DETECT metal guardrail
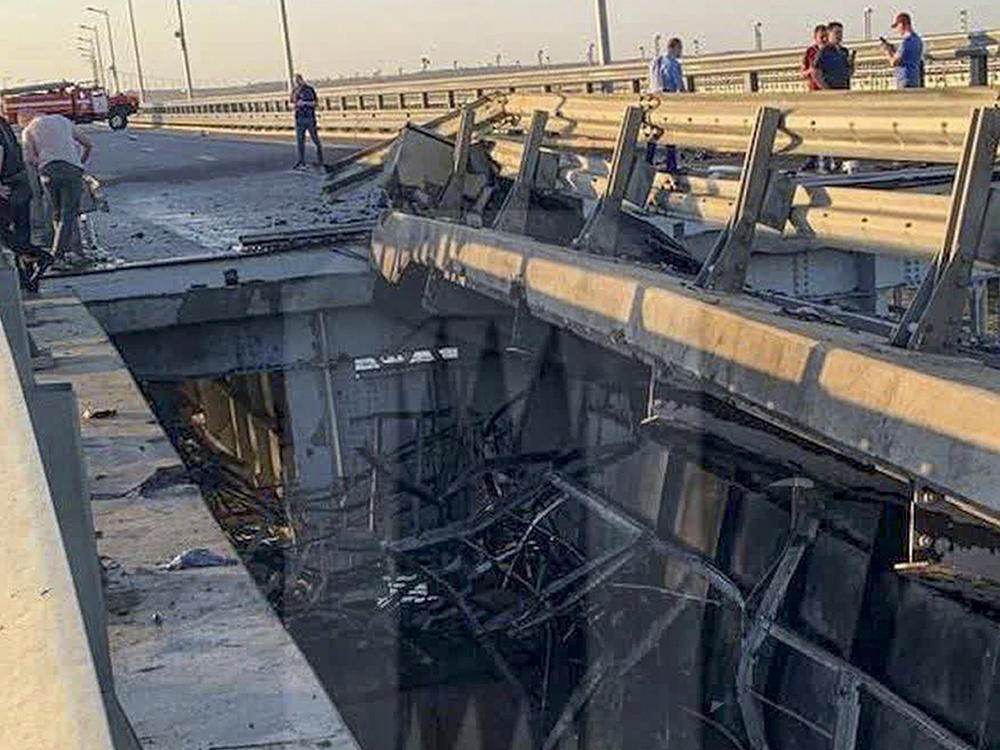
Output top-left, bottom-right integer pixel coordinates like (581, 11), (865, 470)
(495, 88), (1000, 162)
(136, 30), (999, 139)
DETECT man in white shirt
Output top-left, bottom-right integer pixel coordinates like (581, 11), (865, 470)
(21, 113), (93, 268)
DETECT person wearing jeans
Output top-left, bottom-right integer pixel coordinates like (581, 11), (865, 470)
(292, 73), (324, 169)
(21, 113), (92, 275)
(646, 38), (686, 173)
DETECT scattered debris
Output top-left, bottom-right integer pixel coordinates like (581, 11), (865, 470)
(158, 548), (238, 571)
(83, 406), (119, 421)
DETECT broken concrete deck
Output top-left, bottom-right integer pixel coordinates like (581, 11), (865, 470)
(372, 211), (1000, 515)
(24, 291), (360, 750)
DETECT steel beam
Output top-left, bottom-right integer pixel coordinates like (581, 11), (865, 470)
(737, 505), (820, 750)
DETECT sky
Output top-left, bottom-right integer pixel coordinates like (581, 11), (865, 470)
(2, 0), (999, 90)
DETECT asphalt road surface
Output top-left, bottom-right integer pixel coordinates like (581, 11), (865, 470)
(79, 125), (369, 263)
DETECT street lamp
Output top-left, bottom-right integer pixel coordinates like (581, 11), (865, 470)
(752, 21), (763, 51)
(863, 7), (874, 41)
(959, 9), (970, 34)
(277, 0), (296, 93)
(173, 0), (194, 100)
(85, 7), (120, 93)
(79, 24), (105, 89)
(124, 0), (147, 102)
(77, 46), (99, 86)
(594, 0), (612, 64)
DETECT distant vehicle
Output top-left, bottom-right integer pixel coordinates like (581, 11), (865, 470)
(0, 80), (140, 131)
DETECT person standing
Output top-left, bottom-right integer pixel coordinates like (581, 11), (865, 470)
(821, 21), (855, 90)
(801, 25), (830, 91)
(21, 113), (92, 274)
(646, 38), (685, 172)
(291, 73), (324, 169)
(882, 12), (924, 88)
(0, 114), (33, 254)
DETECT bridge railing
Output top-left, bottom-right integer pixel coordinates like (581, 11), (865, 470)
(135, 30), (998, 138)
(0, 253), (139, 748)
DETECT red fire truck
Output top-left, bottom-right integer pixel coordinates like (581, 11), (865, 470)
(0, 80), (140, 131)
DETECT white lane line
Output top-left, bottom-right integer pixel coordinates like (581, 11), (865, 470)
(196, 155), (219, 162)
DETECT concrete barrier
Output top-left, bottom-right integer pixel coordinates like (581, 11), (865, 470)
(0, 251), (138, 749)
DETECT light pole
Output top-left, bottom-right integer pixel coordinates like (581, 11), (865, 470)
(125, 0), (146, 101)
(863, 7), (874, 41)
(752, 21), (763, 51)
(278, 0), (296, 93)
(79, 24), (106, 89)
(594, 0), (612, 64)
(173, 0), (194, 100)
(653, 33), (662, 57)
(959, 9), (970, 33)
(693, 38), (701, 56)
(85, 7), (120, 92)
(587, 42), (596, 65)
(78, 46), (99, 85)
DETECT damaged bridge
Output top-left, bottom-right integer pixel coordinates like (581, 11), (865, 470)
(5, 84), (1000, 750)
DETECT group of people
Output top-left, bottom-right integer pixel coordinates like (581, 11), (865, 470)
(0, 111), (93, 291)
(802, 12), (923, 92)
(645, 11), (925, 173)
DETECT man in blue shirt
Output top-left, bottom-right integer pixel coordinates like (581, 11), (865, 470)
(291, 73), (324, 169)
(883, 12), (923, 88)
(646, 38), (685, 172)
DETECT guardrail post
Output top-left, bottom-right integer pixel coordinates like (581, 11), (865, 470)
(573, 105), (645, 254)
(890, 107), (1000, 351)
(695, 106), (782, 292)
(958, 46), (990, 86)
(743, 71), (761, 93)
(437, 105), (477, 216)
(493, 110), (549, 234)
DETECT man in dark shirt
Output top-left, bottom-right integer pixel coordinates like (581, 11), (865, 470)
(0, 115), (33, 254)
(820, 21), (854, 90)
(291, 73), (324, 169)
